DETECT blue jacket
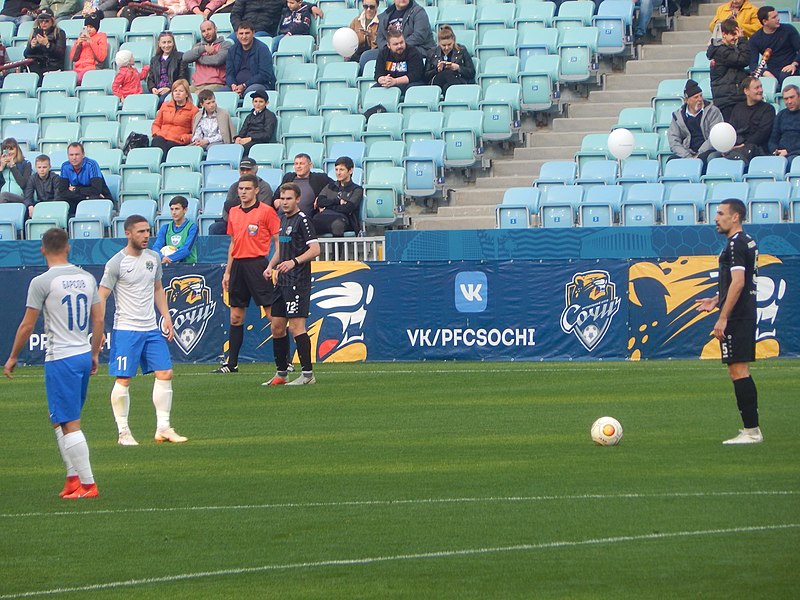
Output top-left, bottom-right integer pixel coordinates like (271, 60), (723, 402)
(225, 38), (276, 90)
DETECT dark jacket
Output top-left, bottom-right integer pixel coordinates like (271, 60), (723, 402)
(277, 2), (314, 36)
(315, 179), (363, 232)
(237, 107), (277, 143)
(273, 171), (332, 201)
(729, 100), (776, 155)
(768, 106), (800, 154)
(146, 51), (189, 92)
(231, 0), (285, 37)
(707, 37), (750, 112)
(376, 0), (434, 53)
(0, 0), (38, 17)
(23, 26), (67, 78)
(424, 43), (476, 85)
(374, 44), (425, 85)
(226, 37), (276, 90)
(748, 24), (800, 79)
(23, 171), (60, 206)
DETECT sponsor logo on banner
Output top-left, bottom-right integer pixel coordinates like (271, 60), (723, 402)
(455, 271), (488, 313)
(162, 274), (217, 355)
(560, 270), (621, 351)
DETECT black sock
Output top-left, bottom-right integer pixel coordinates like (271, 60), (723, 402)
(733, 376), (759, 428)
(273, 335), (289, 371)
(228, 325), (244, 367)
(294, 332), (312, 373)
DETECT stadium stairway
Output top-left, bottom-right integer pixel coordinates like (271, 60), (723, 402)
(411, 0), (720, 230)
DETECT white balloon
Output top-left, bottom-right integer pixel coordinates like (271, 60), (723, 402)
(709, 122), (737, 153)
(332, 27), (359, 58)
(607, 128), (635, 160)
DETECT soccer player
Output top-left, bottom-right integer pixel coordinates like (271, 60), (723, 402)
(264, 182), (320, 386)
(99, 215), (187, 445)
(695, 198), (762, 444)
(214, 173), (280, 374)
(4, 228), (104, 499)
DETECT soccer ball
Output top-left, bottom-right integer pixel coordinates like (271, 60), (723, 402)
(591, 416), (623, 446)
(161, 245), (178, 257)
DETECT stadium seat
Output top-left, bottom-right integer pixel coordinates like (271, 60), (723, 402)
(575, 134), (610, 170)
(81, 121), (120, 153)
(25, 201), (70, 240)
(477, 56), (520, 92)
(319, 88), (360, 122)
(362, 112), (404, 151)
(580, 185), (624, 227)
(622, 183), (664, 226)
(277, 63), (319, 102)
(4, 122), (39, 152)
(318, 61), (360, 98)
(363, 140), (406, 180)
(652, 79), (687, 128)
(701, 158), (746, 192)
(118, 41), (154, 71)
(120, 147), (163, 188)
(104, 174), (121, 206)
(557, 27), (599, 83)
(119, 173), (162, 203)
(476, 4), (517, 42)
(743, 155), (788, 193)
(0, 22), (14, 47)
(37, 71), (78, 104)
(125, 15), (167, 47)
(202, 144), (244, 178)
(659, 158), (703, 194)
(0, 98), (39, 131)
(274, 35), (315, 77)
(77, 69), (117, 100)
(282, 116), (325, 156)
(210, 12), (232, 35)
(201, 169), (239, 206)
(519, 55), (560, 113)
(403, 140), (446, 197)
(475, 29), (518, 64)
(38, 122), (81, 155)
(688, 50), (711, 81)
(535, 161), (578, 191)
(616, 107), (655, 133)
(169, 14), (204, 51)
(112, 199), (158, 237)
(362, 166), (405, 227)
(576, 160), (618, 187)
(0, 203), (26, 240)
(118, 94), (159, 131)
(664, 183), (706, 225)
(439, 84), (482, 120)
(593, 0), (634, 56)
(442, 110), (484, 169)
(496, 187), (541, 228)
(160, 171), (202, 203)
(100, 17), (130, 43)
(515, 1), (557, 36)
(78, 95), (120, 132)
(399, 86), (442, 126)
(554, 0), (596, 30)
(37, 96), (80, 132)
(248, 143), (285, 169)
(275, 89), (319, 138)
(161, 146), (204, 177)
(198, 196), (225, 235)
(93, 149), (124, 177)
(540, 185), (583, 227)
(69, 199), (114, 239)
(322, 114), (366, 152)
(402, 111), (445, 145)
(444, 5), (477, 31)
(749, 181), (791, 223)
(479, 82), (521, 142)
(312, 32), (344, 70)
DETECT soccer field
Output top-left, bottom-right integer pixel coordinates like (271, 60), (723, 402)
(1, 360), (799, 599)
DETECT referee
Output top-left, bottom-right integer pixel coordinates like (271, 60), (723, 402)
(264, 183), (320, 386)
(213, 174), (280, 373)
(695, 198), (762, 444)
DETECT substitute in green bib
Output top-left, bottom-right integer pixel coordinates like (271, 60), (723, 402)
(154, 196), (199, 264)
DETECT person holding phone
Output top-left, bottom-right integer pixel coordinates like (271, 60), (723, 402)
(424, 24), (475, 93)
(23, 9), (66, 83)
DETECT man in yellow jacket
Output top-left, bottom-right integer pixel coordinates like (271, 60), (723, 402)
(709, 0), (761, 38)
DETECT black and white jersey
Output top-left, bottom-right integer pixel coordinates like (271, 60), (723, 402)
(718, 230), (758, 321)
(277, 210), (317, 288)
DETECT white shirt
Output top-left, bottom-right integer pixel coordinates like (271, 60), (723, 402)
(100, 249), (162, 331)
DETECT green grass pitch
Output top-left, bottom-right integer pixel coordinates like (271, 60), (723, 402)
(1, 360), (799, 599)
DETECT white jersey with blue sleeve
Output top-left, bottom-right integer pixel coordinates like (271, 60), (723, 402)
(26, 264), (100, 362)
(100, 249), (163, 331)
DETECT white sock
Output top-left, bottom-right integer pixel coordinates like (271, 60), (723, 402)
(63, 430), (94, 485)
(152, 379), (173, 431)
(110, 382), (131, 434)
(54, 427), (77, 477)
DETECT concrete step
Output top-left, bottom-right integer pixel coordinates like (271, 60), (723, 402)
(589, 89), (656, 104)
(452, 187), (508, 206)
(625, 59), (692, 76)
(493, 157), (565, 177)
(527, 131), (586, 148)
(411, 215), (496, 230)
(569, 102), (644, 118)
(506, 146), (575, 161)
(640, 44), (705, 60)
(552, 116), (617, 132)
(676, 15), (716, 32)
(662, 29), (714, 45)
(436, 205), (496, 218)
(697, 3), (720, 17)
(475, 174), (535, 188)
(602, 72), (675, 90)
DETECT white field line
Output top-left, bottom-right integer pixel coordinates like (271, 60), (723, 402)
(1, 523), (797, 599)
(1, 490), (797, 520)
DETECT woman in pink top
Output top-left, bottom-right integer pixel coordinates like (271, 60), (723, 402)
(70, 13), (108, 84)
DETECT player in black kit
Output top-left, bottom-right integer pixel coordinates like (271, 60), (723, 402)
(696, 199), (762, 444)
(263, 182), (321, 386)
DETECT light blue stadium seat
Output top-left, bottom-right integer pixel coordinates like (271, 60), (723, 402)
(749, 181), (791, 223)
(362, 112), (404, 151)
(518, 28), (559, 69)
(312, 31), (343, 70)
(475, 28), (518, 64)
(477, 56), (520, 92)
(444, 5), (477, 31)
(652, 78), (687, 127)
(201, 169), (239, 207)
(403, 140), (446, 197)
(210, 12), (232, 35)
(701, 158), (746, 194)
(125, 15), (167, 47)
(248, 143), (285, 169)
(580, 185), (624, 227)
(11, 21), (34, 49)
(616, 159), (660, 193)
(25, 201), (70, 240)
(319, 88), (360, 121)
(593, 0), (634, 56)
(496, 187), (541, 228)
(161, 145), (204, 178)
(659, 158), (703, 197)
(399, 85), (442, 126)
(118, 94), (159, 131)
(258, 167), (283, 195)
(476, 4), (517, 42)
(119, 173), (162, 203)
(616, 107), (655, 133)
(78, 95), (120, 132)
(575, 133), (610, 170)
(439, 84), (482, 120)
(0, 203), (26, 240)
(0, 97), (39, 131)
(557, 27), (599, 83)
(275, 89), (319, 138)
(160, 171), (202, 203)
(362, 166), (405, 227)
(688, 50), (711, 81)
(169, 14), (204, 51)
(38, 122), (81, 155)
(322, 114), (365, 152)
(69, 199), (114, 239)
(77, 69), (117, 100)
(277, 62), (319, 102)
(318, 61), (360, 98)
(324, 141), (367, 170)
(479, 82), (521, 142)
(118, 41), (154, 71)
(4, 122), (39, 152)
(100, 17), (129, 43)
(37, 71), (78, 104)
(707, 181), (749, 219)
(0, 21), (15, 47)
(363, 140), (406, 180)
(120, 147), (163, 188)
(198, 195), (225, 235)
(0, 72), (40, 107)
(37, 96), (79, 132)
(202, 144), (244, 179)
(442, 110), (484, 169)
(402, 111), (445, 145)
(540, 185), (583, 227)
(554, 0), (596, 31)
(81, 121), (120, 153)
(535, 161), (578, 192)
(361, 86), (402, 115)
(519, 54), (560, 112)
(282, 116), (325, 156)
(112, 199), (158, 237)
(104, 174), (121, 206)
(576, 160), (618, 187)
(515, 2), (557, 37)
(622, 182), (664, 226)
(274, 35), (315, 77)
(743, 155), (788, 194)
(664, 183), (706, 225)
(280, 142), (325, 172)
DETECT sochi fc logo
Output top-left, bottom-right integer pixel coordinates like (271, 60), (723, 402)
(162, 274), (217, 355)
(560, 270), (621, 352)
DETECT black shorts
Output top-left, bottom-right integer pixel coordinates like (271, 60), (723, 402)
(229, 257), (273, 308)
(271, 284), (311, 319)
(720, 319), (756, 364)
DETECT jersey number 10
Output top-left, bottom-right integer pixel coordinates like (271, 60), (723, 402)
(61, 293), (89, 331)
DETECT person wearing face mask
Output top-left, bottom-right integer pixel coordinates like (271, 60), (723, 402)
(147, 32), (189, 106)
(424, 24), (475, 93)
(666, 79), (724, 165)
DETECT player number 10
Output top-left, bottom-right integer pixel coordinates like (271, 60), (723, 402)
(61, 293), (89, 331)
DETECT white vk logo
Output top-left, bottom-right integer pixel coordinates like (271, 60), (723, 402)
(460, 283), (483, 302)
(455, 272), (488, 313)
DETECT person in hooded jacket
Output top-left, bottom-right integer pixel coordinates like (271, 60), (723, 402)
(707, 18), (751, 121)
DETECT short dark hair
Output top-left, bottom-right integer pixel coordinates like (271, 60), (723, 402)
(387, 28), (404, 41)
(35, 154), (50, 164)
(757, 6), (775, 24)
(169, 195), (188, 209)
(67, 142), (84, 153)
(294, 153), (312, 163)
(197, 89), (215, 104)
(237, 21), (254, 32)
(741, 76), (758, 92)
(41, 227), (68, 254)
(124, 214), (149, 231)
(721, 198), (747, 222)
(720, 17), (739, 35)
(238, 173), (259, 187)
(279, 182), (301, 198)
(335, 156), (354, 170)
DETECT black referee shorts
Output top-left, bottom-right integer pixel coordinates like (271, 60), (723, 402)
(720, 319), (756, 364)
(229, 257), (273, 308)
(271, 285), (311, 319)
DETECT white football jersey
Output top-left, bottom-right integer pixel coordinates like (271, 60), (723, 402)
(26, 264), (100, 361)
(100, 249), (163, 331)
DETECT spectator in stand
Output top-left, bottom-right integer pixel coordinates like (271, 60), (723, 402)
(709, 0), (761, 39)
(424, 25), (475, 93)
(70, 12), (107, 84)
(376, 0), (433, 53)
(23, 9), (67, 83)
(667, 79), (724, 165)
(151, 78), (199, 154)
(23, 155), (59, 218)
(768, 84), (800, 162)
(707, 18), (750, 121)
(226, 21), (276, 96)
(56, 142), (112, 218)
(724, 76), (776, 164)
(208, 158), (273, 235)
(153, 196), (199, 264)
(349, 0), (379, 68)
(187, 0), (227, 19)
(182, 20), (232, 93)
(272, 0), (318, 52)
(0, 0), (38, 26)
(160, 0), (191, 16)
(231, 0), (321, 37)
(273, 153), (332, 216)
(111, 48), (148, 101)
(191, 88), (235, 148)
(373, 29), (424, 98)
(147, 32), (189, 107)
(0, 138), (32, 209)
(96, 0), (121, 18)
(234, 90), (277, 156)
(39, 0), (81, 22)
(748, 6), (800, 85)
(313, 156), (362, 236)
(633, 0), (655, 45)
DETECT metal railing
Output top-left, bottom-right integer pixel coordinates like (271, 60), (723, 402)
(316, 236), (385, 261)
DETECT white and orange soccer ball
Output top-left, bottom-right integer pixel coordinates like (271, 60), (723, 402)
(591, 416), (623, 446)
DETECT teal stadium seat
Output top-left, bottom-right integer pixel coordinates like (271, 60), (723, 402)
(282, 116), (325, 156)
(0, 98), (39, 131)
(580, 185), (624, 227)
(37, 97), (80, 132)
(81, 121), (120, 153)
(496, 187), (541, 229)
(273, 35), (315, 77)
(322, 114), (366, 153)
(161, 145), (204, 178)
(77, 69), (117, 100)
(520, 55), (560, 112)
(576, 160), (618, 187)
(402, 111), (445, 145)
(78, 95), (120, 132)
(120, 147), (163, 188)
(119, 173), (162, 203)
(363, 140), (406, 180)
(403, 140), (446, 198)
(399, 85), (442, 127)
(69, 199), (114, 239)
(442, 110), (484, 169)
(439, 84), (482, 120)
(277, 63), (319, 102)
(476, 4), (517, 43)
(593, 0), (634, 56)
(198, 196), (226, 235)
(362, 112), (403, 151)
(248, 143), (285, 169)
(362, 166), (405, 227)
(663, 183), (706, 225)
(112, 199), (158, 237)
(554, 0), (596, 31)
(319, 88), (360, 121)
(515, 2), (557, 37)
(125, 15), (167, 48)
(616, 107), (655, 133)
(26, 201), (70, 240)
(622, 182), (664, 226)
(540, 185), (583, 228)
(475, 29), (518, 64)
(318, 61), (360, 98)
(479, 82), (521, 142)
(0, 203), (26, 240)
(535, 161), (578, 192)
(202, 144), (245, 178)
(39, 122), (81, 155)
(557, 27), (599, 83)
(201, 169), (240, 207)
(749, 181), (791, 223)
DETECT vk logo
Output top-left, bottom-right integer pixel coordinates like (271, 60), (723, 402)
(455, 272), (488, 313)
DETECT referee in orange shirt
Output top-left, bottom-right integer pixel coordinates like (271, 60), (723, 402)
(213, 174), (280, 373)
